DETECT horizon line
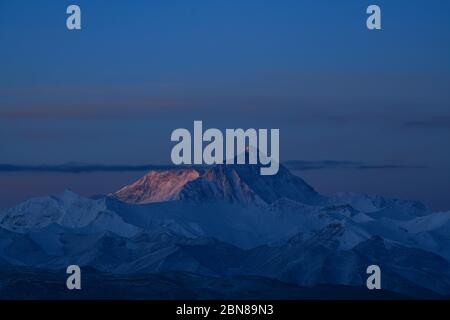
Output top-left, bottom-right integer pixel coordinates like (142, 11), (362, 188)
(0, 160), (428, 173)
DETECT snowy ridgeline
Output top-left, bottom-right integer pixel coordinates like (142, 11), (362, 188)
(1, 163), (450, 298)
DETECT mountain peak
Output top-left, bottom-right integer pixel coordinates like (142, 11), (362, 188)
(57, 189), (79, 200)
(111, 162), (324, 207)
(112, 169), (200, 204)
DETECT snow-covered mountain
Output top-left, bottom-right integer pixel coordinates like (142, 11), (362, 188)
(0, 190), (139, 237)
(112, 169), (200, 204)
(1, 163), (450, 298)
(111, 163), (324, 207)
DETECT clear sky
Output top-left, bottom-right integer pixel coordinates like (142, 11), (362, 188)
(1, 0), (450, 210)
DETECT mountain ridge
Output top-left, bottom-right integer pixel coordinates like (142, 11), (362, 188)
(111, 162), (324, 207)
(0, 162), (449, 298)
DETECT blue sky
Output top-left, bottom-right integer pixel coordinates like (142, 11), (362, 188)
(1, 0), (450, 209)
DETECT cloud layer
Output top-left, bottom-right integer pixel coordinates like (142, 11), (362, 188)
(284, 160), (427, 171)
(0, 161), (427, 173)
